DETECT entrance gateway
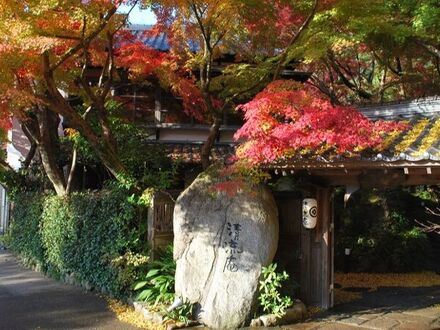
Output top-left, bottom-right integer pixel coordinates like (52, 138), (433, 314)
(146, 98), (440, 310)
(274, 187), (333, 308)
(268, 98), (440, 309)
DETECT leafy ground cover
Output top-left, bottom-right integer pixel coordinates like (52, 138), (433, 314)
(334, 272), (440, 305)
(107, 299), (165, 330)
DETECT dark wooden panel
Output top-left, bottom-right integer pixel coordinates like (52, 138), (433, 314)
(300, 225), (311, 304)
(274, 194), (302, 297)
(318, 188), (331, 309)
(297, 188), (334, 309)
(330, 194), (335, 307)
(310, 243), (322, 306)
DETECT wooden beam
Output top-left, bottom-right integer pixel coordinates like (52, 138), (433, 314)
(404, 175), (440, 185)
(268, 160), (440, 170)
(309, 169), (363, 177)
(359, 170), (406, 188)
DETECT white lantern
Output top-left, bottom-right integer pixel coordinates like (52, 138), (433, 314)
(302, 198), (317, 229)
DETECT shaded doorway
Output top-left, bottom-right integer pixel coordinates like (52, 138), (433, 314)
(273, 187), (334, 309)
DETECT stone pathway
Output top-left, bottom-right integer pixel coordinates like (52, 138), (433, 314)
(281, 286), (440, 330)
(0, 250), (140, 329)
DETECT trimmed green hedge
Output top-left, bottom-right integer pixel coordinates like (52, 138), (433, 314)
(6, 189), (149, 298)
(7, 193), (45, 269)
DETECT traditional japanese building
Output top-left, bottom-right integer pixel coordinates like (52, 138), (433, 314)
(145, 97), (440, 308)
(267, 97), (440, 308)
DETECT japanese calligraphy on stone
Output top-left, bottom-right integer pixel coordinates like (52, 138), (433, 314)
(223, 222), (243, 272)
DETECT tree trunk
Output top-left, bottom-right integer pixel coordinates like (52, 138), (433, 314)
(35, 108), (67, 195)
(42, 52), (137, 192)
(201, 117), (221, 170)
(22, 108), (67, 195)
(21, 124), (37, 169)
(66, 147), (77, 194)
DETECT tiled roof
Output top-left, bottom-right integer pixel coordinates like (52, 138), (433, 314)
(147, 116), (440, 167)
(373, 116), (440, 162)
(269, 117), (440, 169)
(129, 24), (199, 52)
(359, 97), (440, 120)
(271, 98), (440, 168)
(147, 141), (235, 164)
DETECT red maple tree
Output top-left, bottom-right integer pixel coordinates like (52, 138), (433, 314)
(234, 80), (406, 165)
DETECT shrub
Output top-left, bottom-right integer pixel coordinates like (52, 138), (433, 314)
(164, 301), (193, 326)
(6, 188), (149, 298)
(258, 263), (293, 318)
(335, 187), (433, 272)
(134, 245), (176, 306)
(7, 193), (45, 269)
(133, 245), (194, 324)
(40, 195), (78, 278)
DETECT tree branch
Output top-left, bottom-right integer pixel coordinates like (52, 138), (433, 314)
(412, 38), (440, 59)
(100, 31), (115, 101)
(21, 124), (38, 169)
(272, 0), (318, 80)
(50, 6), (118, 72)
(328, 54), (372, 100)
(309, 74), (340, 105)
(66, 146), (77, 194)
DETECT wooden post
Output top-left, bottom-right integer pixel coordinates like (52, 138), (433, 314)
(317, 187), (333, 309)
(147, 199), (155, 258)
(300, 187), (333, 309)
(154, 85), (162, 124)
(330, 190), (335, 308)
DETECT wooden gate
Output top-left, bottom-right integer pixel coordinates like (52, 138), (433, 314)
(274, 187), (334, 309)
(147, 191), (179, 253)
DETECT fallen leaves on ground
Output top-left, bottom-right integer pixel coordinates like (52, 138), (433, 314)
(107, 298), (165, 330)
(334, 289), (362, 305)
(334, 272), (440, 305)
(305, 306), (323, 319)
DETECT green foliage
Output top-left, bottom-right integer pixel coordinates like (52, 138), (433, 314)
(110, 251), (150, 294)
(6, 189), (149, 298)
(6, 193), (45, 269)
(134, 245), (176, 306)
(165, 301), (193, 326)
(335, 187), (434, 272)
(0, 163), (48, 199)
(107, 100), (180, 191)
(258, 263), (293, 318)
(61, 100), (180, 193)
(209, 63), (271, 102)
(412, 186), (439, 202)
(0, 233), (10, 247)
(133, 245), (194, 323)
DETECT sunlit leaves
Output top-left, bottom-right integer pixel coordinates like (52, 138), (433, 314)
(234, 80), (406, 164)
(117, 41), (166, 76)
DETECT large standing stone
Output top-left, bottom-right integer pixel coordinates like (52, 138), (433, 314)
(173, 167), (279, 329)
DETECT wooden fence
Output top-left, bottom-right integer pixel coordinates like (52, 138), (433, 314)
(147, 190), (180, 254)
